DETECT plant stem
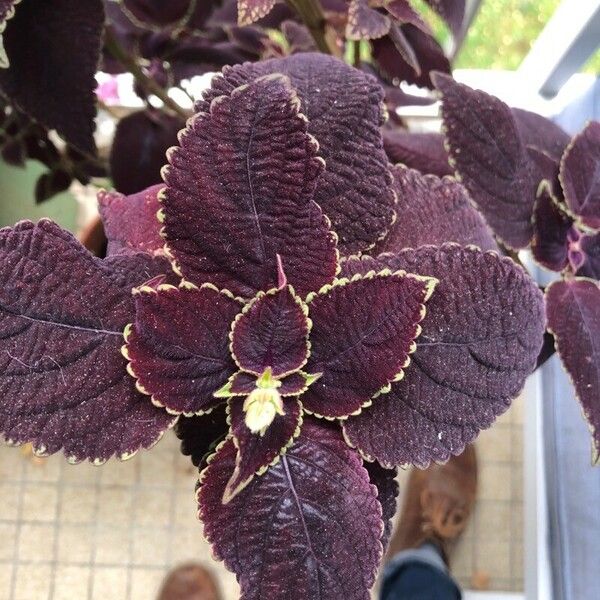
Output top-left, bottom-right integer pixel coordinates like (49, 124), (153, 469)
(285, 0), (335, 55)
(103, 29), (189, 119)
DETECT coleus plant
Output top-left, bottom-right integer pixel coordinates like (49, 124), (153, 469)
(0, 53), (545, 598)
(433, 73), (600, 462)
(0, 0), (461, 203)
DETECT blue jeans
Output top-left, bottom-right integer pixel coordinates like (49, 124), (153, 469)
(380, 543), (462, 600)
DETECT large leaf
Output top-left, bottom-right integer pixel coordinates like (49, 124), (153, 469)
(0, 220), (175, 463)
(512, 108), (570, 161)
(0, 0), (18, 68)
(231, 284), (310, 377)
(301, 272), (435, 418)
(224, 397), (302, 501)
(98, 184), (165, 257)
(198, 419), (383, 599)
(375, 165), (497, 253)
(0, 0), (104, 155)
(342, 245), (545, 467)
(560, 121), (600, 230)
(109, 109), (183, 195)
(237, 0), (276, 25)
(434, 73), (537, 249)
(162, 74), (338, 298)
(346, 0), (391, 40)
(365, 461), (399, 552)
(382, 130), (452, 177)
(546, 278), (600, 461)
(197, 53), (396, 254)
(125, 283), (242, 415)
(424, 0), (465, 37)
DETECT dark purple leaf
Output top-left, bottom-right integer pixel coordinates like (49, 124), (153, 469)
(231, 285), (309, 378)
(237, 0), (276, 25)
(527, 146), (561, 198)
(224, 397), (302, 501)
(346, 0), (391, 40)
(198, 53), (396, 254)
(375, 165), (497, 253)
(0, 0), (17, 68)
(0, 220), (175, 463)
(342, 244), (545, 467)
(365, 461), (399, 552)
(512, 108), (570, 161)
(301, 273), (435, 418)
(125, 284), (242, 415)
(434, 72), (537, 249)
(576, 232), (600, 279)
(382, 130), (452, 177)
(198, 419), (383, 599)
(385, 0), (431, 33)
(560, 121), (600, 230)
(531, 188), (572, 272)
(281, 20), (316, 53)
(546, 278), (600, 461)
(373, 25), (451, 90)
(0, 0), (104, 154)
(122, 0), (198, 28)
(424, 0), (465, 37)
(226, 370), (313, 396)
(98, 184), (165, 257)
(110, 109), (183, 196)
(163, 74), (338, 298)
(384, 85), (436, 110)
(175, 404), (229, 469)
(34, 169), (72, 204)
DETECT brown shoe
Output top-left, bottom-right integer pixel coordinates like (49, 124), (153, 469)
(157, 563), (221, 600)
(386, 445), (478, 566)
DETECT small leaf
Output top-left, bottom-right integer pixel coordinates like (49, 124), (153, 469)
(224, 370), (316, 396)
(373, 25), (450, 90)
(531, 188), (572, 272)
(126, 284), (242, 415)
(198, 419), (384, 600)
(512, 108), (570, 161)
(385, 0), (431, 33)
(302, 272), (435, 418)
(175, 404), (229, 469)
(0, 220), (175, 463)
(231, 285), (310, 378)
(98, 184), (165, 257)
(34, 168), (72, 204)
(163, 74), (338, 298)
(576, 232), (600, 279)
(365, 461), (399, 552)
(546, 278), (600, 461)
(424, 0), (465, 38)
(375, 165), (497, 254)
(109, 109), (184, 196)
(237, 0), (276, 25)
(0, 0), (104, 154)
(198, 53), (396, 254)
(346, 0), (391, 40)
(382, 130), (452, 177)
(560, 121), (600, 230)
(342, 244), (545, 467)
(434, 73), (537, 249)
(224, 397), (302, 502)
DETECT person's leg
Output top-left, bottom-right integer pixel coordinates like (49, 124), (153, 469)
(380, 446), (478, 600)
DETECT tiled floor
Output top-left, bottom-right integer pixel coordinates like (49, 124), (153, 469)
(0, 396), (525, 599)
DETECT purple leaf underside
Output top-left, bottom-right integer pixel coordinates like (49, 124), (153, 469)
(237, 0), (276, 25)
(434, 72), (537, 249)
(0, 0), (104, 154)
(98, 184), (165, 257)
(382, 130), (452, 177)
(231, 285), (309, 377)
(198, 53), (396, 255)
(342, 244), (545, 467)
(346, 0), (391, 40)
(365, 461), (399, 552)
(512, 108), (570, 161)
(375, 164), (497, 254)
(560, 121), (600, 230)
(162, 73), (338, 298)
(0, 220), (175, 463)
(198, 419), (383, 600)
(224, 397), (302, 501)
(302, 273), (434, 418)
(126, 284), (242, 415)
(546, 278), (600, 461)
